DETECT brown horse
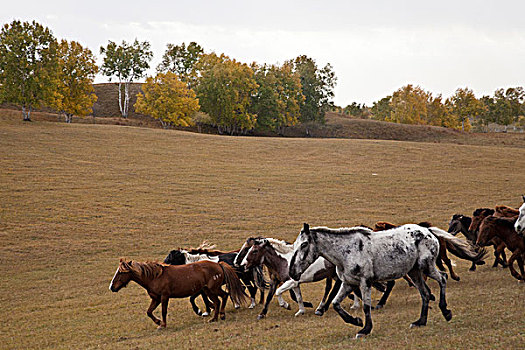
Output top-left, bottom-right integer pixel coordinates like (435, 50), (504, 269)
(470, 208), (509, 268)
(374, 221), (486, 281)
(476, 216), (525, 282)
(109, 259), (247, 328)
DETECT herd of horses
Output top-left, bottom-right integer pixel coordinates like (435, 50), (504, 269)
(109, 197), (525, 338)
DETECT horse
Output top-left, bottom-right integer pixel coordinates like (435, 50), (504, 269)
(163, 245), (266, 314)
(109, 259), (247, 328)
(476, 216), (525, 282)
(375, 221), (486, 281)
(470, 208), (508, 268)
(289, 223), (455, 338)
(447, 214), (487, 271)
(513, 196), (525, 237)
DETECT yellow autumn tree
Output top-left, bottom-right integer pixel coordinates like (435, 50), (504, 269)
(52, 40), (98, 123)
(135, 71), (200, 128)
(387, 85), (429, 125)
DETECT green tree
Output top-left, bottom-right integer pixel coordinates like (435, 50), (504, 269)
(52, 40), (98, 123)
(100, 39), (153, 118)
(287, 55), (336, 123)
(251, 62), (303, 133)
(371, 95), (392, 121)
(0, 20), (58, 121)
(447, 87), (483, 131)
(134, 72), (199, 128)
(196, 54), (258, 135)
(157, 42), (203, 87)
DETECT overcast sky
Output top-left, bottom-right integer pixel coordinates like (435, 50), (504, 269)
(2, 1), (524, 106)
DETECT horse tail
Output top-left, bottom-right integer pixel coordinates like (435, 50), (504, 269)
(219, 262), (248, 307)
(428, 227), (488, 263)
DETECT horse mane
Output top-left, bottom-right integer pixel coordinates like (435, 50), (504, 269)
(473, 208), (494, 217)
(186, 248), (239, 256)
(374, 221), (432, 232)
(265, 238), (294, 254)
(311, 226), (372, 236)
(130, 261), (165, 280)
(485, 215), (517, 228)
(495, 205), (519, 217)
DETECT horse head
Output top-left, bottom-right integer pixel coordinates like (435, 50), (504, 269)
(514, 196), (525, 236)
(234, 236), (264, 267)
(240, 239), (269, 270)
(163, 250), (186, 265)
(469, 208), (494, 236)
(289, 223), (319, 281)
(109, 259), (133, 292)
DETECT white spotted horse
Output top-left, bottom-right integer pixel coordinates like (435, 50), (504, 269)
(290, 223), (455, 338)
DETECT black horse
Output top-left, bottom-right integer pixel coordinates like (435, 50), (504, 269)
(448, 214), (485, 271)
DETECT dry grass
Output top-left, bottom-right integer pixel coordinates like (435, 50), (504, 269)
(1, 113), (524, 349)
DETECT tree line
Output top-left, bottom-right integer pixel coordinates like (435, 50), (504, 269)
(0, 20), (336, 135)
(339, 85), (525, 132)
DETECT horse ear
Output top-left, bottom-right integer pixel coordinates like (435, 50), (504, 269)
(303, 223), (310, 233)
(522, 195), (525, 203)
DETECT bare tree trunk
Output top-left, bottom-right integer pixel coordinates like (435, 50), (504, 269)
(123, 83), (130, 118)
(118, 82), (124, 117)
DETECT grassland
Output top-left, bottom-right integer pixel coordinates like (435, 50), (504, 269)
(1, 113), (524, 349)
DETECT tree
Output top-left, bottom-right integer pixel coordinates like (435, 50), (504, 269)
(0, 20), (58, 121)
(287, 55), (336, 123)
(157, 42), (203, 87)
(371, 95), (392, 121)
(51, 40), (98, 123)
(251, 62), (304, 133)
(388, 85), (429, 125)
(196, 54), (258, 135)
(134, 72), (200, 128)
(447, 87), (483, 131)
(100, 39), (153, 118)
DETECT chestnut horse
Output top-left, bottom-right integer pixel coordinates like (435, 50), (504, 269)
(109, 259), (247, 328)
(476, 216), (525, 282)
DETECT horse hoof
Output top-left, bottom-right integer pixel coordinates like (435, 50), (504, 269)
(294, 310), (305, 317)
(410, 323), (424, 328)
(452, 276), (460, 281)
(355, 333), (367, 339)
(257, 314), (265, 320)
(220, 314), (226, 320)
(208, 318), (218, 323)
(518, 280), (525, 284)
(249, 304), (255, 309)
(234, 304), (240, 309)
(443, 310), (452, 321)
(202, 312), (209, 317)
(373, 304), (383, 310)
(157, 325), (166, 330)
(429, 294), (436, 301)
(315, 310), (324, 316)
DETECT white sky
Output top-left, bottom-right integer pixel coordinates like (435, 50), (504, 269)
(2, 1), (524, 106)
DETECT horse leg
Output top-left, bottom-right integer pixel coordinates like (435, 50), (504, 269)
(205, 292), (221, 323)
(426, 261), (452, 322)
(189, 293), (203, 316)
(356, 281), (373, 338)
(319, 278), (342, 315)
(403, 275), (416, 287)
(258, 280), (277, 320)
(507, 251), (524, 281)
(350, 293), (361, 310)
(291, 286), (306, 316)
(441, 249), (460, 281)
(159, 295), (169, 329)
(499, 247), (508, 268)
(517, 254), (525, 282)
(275, 279), (294, 310)
(407, 269), (431, 328)
(331, 283), (363, 327)
(374, 280), (395, 310)
(146, 298), (161, 326)
(469, 261), (477, 271)
(201, 291), (213, 316)
(217, 288), (229, 320)
(315, 277), (333, 316)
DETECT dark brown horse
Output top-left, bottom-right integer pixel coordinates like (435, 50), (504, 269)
(109, 259), (247, 328)
(476, 216), (525, 282)
(374, 221), (486, 281)
(470, 208), (508, 268)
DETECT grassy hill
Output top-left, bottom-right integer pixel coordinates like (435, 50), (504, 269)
(1, 115), (524, 349)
